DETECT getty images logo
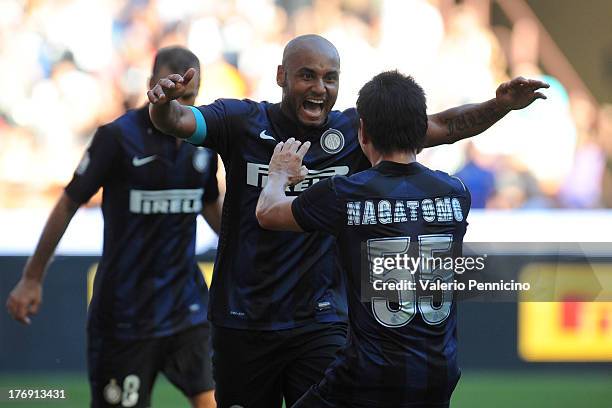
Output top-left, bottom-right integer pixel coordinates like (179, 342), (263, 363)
(246, 163), (349, 192)
(129, 189), (203, 214)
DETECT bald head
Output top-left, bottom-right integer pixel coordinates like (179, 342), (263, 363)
(282, 34), (340, 67)
(277, 35), (341, 128)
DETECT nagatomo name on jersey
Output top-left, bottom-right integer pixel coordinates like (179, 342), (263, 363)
(345, 196), (465, 225)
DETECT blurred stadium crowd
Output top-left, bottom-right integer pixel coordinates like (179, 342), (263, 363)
(1, 0), (611, 210)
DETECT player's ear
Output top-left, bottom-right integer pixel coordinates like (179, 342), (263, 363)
(276, 65), (287, 87)
(358, 118), (369, 145)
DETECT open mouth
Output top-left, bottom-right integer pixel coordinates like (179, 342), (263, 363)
(301, 98), (325, 120)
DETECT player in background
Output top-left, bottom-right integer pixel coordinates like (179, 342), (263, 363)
(6, 46), (220, 408)
(256, 70), (470, 407)
(147, 34), (547, 407)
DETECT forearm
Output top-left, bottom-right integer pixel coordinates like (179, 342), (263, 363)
(256, 174), (297, 230)
(256, 175), (288, 223)
(149, 101), (195, 139)
(25, 193), (79, 282)
(425, 98), (510, 147)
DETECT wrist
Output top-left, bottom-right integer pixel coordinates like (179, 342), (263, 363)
(23, 261), (45, 283)
(268, 170), (291, 187)
(493, 97), (513, 114)
(22, 274), (43, 285)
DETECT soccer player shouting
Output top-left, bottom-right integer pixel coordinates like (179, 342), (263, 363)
(7, 47), (220, 408)
(148, 35), (547, 407)
(256, 71), (469, 407)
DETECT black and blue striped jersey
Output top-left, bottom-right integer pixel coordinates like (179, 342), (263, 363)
(188, 99), (370, 330)
(292, 161), (471, 406)
(65, 106), (219, 340)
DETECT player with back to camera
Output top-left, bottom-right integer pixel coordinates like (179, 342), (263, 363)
(147, 34), (548, 407)
(256, 70), (470, 408)
(6, 46), (221, 408)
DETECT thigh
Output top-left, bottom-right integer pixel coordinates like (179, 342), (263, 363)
(88, 334), (159, 408)
(161, 324), (215, 398)
(282, 322), (347, 406)
(211, 324), (284, 408)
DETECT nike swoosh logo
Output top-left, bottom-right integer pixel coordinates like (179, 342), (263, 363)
(259, 130), (276, 141)
(132, 155), (157, 167)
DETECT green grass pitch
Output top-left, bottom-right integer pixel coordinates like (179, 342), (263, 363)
(0, 371), (610, 407)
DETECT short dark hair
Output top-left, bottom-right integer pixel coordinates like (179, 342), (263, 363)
(356, 71), (428, 154)
(152, 46), (200, 79)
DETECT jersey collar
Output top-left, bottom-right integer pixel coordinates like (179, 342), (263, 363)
(267, 103), (332, 142)
(372, 161), (426, 175)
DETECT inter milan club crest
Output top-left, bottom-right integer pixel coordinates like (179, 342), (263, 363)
(320, 128), (345, 155)
(192, 147), (209, 173)
(103, 378), (121, 405)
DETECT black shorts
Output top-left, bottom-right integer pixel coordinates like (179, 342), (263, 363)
(88, 324), (214, 408)
(211, 321), (348, 408)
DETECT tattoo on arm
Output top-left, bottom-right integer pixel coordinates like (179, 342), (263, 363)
(445, 104), (503, 139)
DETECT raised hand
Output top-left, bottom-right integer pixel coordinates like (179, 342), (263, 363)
(269, 138), (311, 185)
(496, 76), (550, 111)
(147, 68), (197, 105)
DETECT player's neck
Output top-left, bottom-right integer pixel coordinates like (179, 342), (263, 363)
(370, 150), (416, 167)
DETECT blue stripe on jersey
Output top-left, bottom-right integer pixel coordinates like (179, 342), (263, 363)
(186, 105), (207, 145)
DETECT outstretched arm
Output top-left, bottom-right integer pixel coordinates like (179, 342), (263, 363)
(148, 68), (198, 139)
(424, 77), (549, 147)
(6, 193), (80, 324)
(256, 138), (310, 231)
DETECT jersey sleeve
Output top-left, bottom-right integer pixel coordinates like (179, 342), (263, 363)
(203, 149), (220, 204)
(185, 98), (253, 161)
(65, 124), (121, 204)
(291, 177), (344, 236)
